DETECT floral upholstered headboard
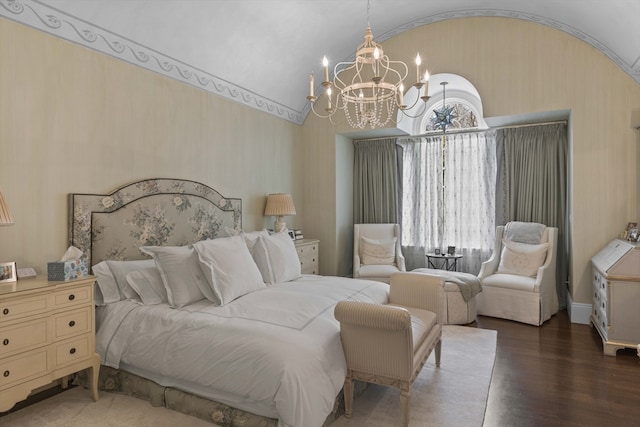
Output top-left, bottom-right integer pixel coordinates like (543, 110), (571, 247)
(69, 178), (242, 265)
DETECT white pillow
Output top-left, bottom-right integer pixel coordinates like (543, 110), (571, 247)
(360, 236), (396, 265)
(497, 239), (549, 277)
(106, 259), (155, 300)
(223, 227), (270, 255)
(91, 261), (121, 306)
(242, 229), (270, 254)
(252, 231), (301, 284)
(126, 267), (168, 305)
(140, 245), (208, 308)
(192, 235), (266, 305)
(91, 259), (155, 304)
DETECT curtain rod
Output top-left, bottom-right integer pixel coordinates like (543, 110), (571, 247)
(354, 119), (568, 142)
(492, 119), (567, 130)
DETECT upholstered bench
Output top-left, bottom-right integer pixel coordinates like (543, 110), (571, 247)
(334, 272), (444, 427)
(411, 268), (481, 325)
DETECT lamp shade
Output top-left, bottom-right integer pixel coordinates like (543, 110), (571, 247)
(264, 193), (296, 216)
(0, 191), (13, 226)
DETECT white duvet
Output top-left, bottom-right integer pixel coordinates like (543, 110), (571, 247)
(96, 275), (389, 427)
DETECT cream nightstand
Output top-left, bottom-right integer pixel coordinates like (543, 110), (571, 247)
(294, 239), (319, 275)
(0, 276), (100, 412)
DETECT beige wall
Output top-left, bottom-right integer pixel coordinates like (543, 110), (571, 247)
(2, 16), (638, 310)
(302, 17), (640, 306)
(0, 20), (303, 272)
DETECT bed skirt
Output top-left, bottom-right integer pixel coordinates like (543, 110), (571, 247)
(75, 366), (366, 427)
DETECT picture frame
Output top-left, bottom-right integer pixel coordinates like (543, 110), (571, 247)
(447, 246), (456, 255)
(0, 261), (17, 283)
(434, 248), (441, 255)
(628, 228), (639, 243)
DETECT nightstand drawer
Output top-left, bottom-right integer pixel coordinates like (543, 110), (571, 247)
(54, 306), (91, 340)
(0, 294), (49, 324)
(54, 334), (91, 368)
(0, 349), (48, 389)
(295, 239), (319, 275)
(0, 317), (49, 358)
(296, 243), (318, 258)
(53, 285), (92, 310)
(300, 257), (318, 274)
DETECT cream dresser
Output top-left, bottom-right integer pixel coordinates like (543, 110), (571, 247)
(0, 276), (100, 412)
(295, 239), (319, 274)
(591, 239), (640, 356)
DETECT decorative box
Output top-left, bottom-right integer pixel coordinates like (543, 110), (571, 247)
(47, 256), (89, 281)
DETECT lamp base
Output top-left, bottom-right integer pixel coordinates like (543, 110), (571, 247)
(274, 216), (286, 233)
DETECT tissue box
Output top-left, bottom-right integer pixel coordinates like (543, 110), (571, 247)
(47, 257), (89, 281)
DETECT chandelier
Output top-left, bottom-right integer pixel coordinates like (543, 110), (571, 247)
(306, 1), (430, 129)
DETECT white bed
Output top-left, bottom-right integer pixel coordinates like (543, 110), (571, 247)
(69, 178), (388, 427)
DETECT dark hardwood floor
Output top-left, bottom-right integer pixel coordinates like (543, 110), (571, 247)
(476, 310), (640, 427)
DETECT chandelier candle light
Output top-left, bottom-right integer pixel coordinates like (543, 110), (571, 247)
(307, 0), (430, 129)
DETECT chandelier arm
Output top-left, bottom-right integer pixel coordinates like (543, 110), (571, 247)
(398, 101), (428, 119)
(309, 101), (337, 119)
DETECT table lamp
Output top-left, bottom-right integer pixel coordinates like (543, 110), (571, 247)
(264, 193), (296, 233)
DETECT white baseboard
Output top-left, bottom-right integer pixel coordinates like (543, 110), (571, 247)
(566, 293), (592, 324)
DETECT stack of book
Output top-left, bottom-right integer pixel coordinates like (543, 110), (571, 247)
(293, 229), (304, 240)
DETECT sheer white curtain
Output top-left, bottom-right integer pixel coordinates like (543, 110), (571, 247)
(399, 131), (497, 274)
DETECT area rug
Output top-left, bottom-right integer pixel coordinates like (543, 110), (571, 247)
(0, 325), (496, 427)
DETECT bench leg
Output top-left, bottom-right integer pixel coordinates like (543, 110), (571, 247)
(400, 386), (411, 427)
(343, 377), (354, 418)
(435, 339), (442, 367)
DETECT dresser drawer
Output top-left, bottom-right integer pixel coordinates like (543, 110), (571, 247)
(54, 334), (91, 368)
(0, 294), (49, 324)
(0, 317), (50, 358)
(54, 306), (92, 340)
(0, 349), (48, 389)
(53, 285), (92, 310)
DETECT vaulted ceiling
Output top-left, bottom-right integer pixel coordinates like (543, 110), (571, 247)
(2, 0), (639, 124)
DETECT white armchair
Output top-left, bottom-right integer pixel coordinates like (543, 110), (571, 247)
(353, 223), (406, 283)
(477, 222), (559, 326)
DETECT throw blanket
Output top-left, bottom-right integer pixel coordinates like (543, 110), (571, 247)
(504, 221), (546, 244)
(411, 268), (482, 302)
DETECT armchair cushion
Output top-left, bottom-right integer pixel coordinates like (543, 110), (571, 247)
(497, 239), (548, 277)
(482, 273), (537, 292)
(360, 236), (397, 265)
(358, 264), (402, 278)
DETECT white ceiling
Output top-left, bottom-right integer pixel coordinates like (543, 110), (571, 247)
(2, 0), (639, 124)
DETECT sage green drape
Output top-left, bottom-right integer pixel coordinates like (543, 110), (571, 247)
(496, 123), (568, 307)
(353, 139), (399, 224)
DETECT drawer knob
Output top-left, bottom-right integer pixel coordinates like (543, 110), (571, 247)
(69, 347), (76, 355)
(2, 308), (8, 315)
(68, 294), (75, 301)
(3, 370), (9, 378)
(2, 338), (8, 346)
(69, 320), (76, 327)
